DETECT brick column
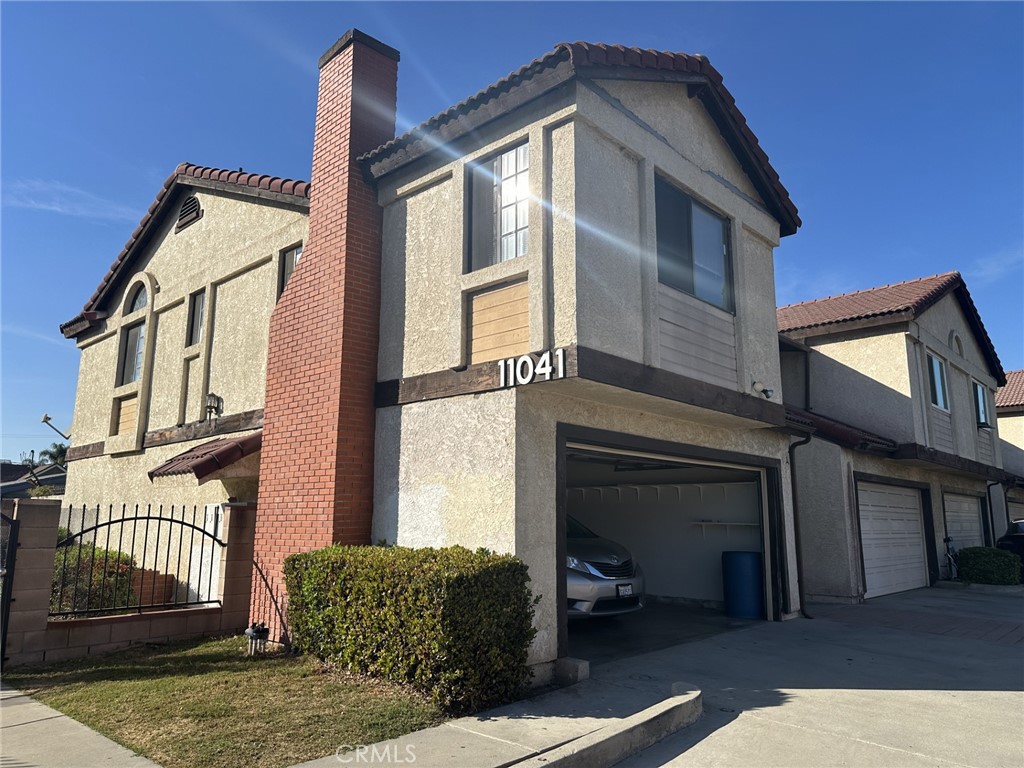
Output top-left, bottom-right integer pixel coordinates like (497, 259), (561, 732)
(254, 29), (399, 642)
(3, 499), (61, 667)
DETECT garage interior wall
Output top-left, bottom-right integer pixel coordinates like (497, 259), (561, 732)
(569, 481), (761, 605)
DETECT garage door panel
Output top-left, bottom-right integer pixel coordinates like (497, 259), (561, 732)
(944, 494), (984, 550)
(858, 482), (927, 599)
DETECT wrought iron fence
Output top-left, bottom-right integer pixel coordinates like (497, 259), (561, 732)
(51, 504), (226, 619)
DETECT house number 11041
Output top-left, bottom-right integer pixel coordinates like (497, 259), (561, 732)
(498, 349), (566, 388)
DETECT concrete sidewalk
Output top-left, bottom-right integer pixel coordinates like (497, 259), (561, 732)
(1, 683), (160, 768)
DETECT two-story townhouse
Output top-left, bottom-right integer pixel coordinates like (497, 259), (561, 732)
(60, 164), (309, 511)
(777, 272), (1011, 602)
(996, 370), (1024, 521)
(254, 33), (809, 669)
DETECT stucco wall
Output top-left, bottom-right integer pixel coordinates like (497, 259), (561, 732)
(573, 81), (784, 398)
(792, 437), (859, 600)
(911, 293), (1002, 464)
(998, 413), (1024, 476)
(375, 79), (787, 406)
(372, 390), (518, 554)
(65, 188), (306, 503)
(63, 431), (261, 508)
(806, 331), (916, 443)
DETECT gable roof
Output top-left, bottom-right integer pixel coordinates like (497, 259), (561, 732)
(777, 271), (1005, 386)
(361, 41), (800, 236)
(60, 163), (310, 339)
(997, 370), (1024, 409)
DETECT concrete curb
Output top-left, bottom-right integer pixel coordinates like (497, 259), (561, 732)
(934, 580), (1024, 596)
(512, 684), (702, 768)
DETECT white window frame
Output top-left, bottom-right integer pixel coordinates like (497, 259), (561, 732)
(927, 353), (949, 411)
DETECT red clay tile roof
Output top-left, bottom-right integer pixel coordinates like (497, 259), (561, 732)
(997, 370), (1024, 409)
(362, 41), (800, 236)
(61, 163), (310, 338)
(777, 271), (1005, 386)
(777, 272), (961, 333)
(148, 431), (262, 482)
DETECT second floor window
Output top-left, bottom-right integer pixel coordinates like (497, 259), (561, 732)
(973, 382), (990, 426)
(186, 290), (205, 347)
(927, 353), (948, 410)
(655, 175), (733, 312)
(118, 322), (146, 385)
(279, 243), (303, 296)
(468, 143), (529, 271)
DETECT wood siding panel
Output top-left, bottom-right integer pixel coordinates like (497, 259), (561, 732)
(928, 407), (955, 453)
(976, 430), (995, 465)
(657, 283), (738, 388)
(469, 281), (529, 364)
(114, 395), (138, 436)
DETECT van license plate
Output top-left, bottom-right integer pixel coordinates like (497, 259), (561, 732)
(617, 584), (633, 598)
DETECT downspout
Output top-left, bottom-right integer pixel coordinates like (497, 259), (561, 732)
(985, 480), (1002, 543)
(789, 433), (813, 619)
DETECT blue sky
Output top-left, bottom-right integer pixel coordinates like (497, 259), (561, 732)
(1, 1), (1022, 461)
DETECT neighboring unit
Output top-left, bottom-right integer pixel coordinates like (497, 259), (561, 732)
(996, 370), (1024, 519)
(60, 164), (309, 509)
(779, 272), (1016, 601)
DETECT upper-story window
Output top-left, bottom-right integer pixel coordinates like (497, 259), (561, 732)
(279, 243), (303, 296)
(973, 382), (990, 426)
(186, 289), (205, 347)
(128, 285), (147, 313)
(655, 174), (733, 312)
(468, 143), (529, 272)
(118, 322), (146, 385)
(927, 353), (949, 410)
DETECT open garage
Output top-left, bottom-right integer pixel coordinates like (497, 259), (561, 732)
(559, 437), (786, 663)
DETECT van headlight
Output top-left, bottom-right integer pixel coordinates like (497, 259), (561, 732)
(567, 556), (589, 573)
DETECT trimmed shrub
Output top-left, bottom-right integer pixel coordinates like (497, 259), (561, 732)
(285, 545), (537, 714)
(51, 527), (138, 616)
(957, 547), (1021, 585)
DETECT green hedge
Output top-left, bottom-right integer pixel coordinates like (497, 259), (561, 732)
(51, 528), (138, 615)
(957, 547), (1021, 585)
(284, 545), (538, 714)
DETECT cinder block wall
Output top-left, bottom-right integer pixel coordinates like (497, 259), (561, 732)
(253, 30), (398, 644)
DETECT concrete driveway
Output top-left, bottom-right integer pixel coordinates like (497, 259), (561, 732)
(607, 587), (1023, 767)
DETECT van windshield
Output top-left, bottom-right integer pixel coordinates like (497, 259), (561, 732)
(566, 516), (597, 538)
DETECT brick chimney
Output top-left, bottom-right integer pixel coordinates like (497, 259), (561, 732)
(253, 29), (399, 642)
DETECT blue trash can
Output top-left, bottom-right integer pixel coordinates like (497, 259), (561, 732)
(722, 551), (765, 619)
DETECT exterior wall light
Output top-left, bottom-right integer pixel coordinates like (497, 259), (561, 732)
(752, 381), (774, 399)
(206, 393), (224, 420)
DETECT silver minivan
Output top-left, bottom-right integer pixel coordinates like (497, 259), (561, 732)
(566, 516), (645, 617)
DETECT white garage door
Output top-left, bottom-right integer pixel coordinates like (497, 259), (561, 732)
(1009, 502), (1024, 522)
(944, 494), (984, 550)
(858, 482), (928, 598)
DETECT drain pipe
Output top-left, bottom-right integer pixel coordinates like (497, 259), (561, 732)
(789, 433), (814, 619)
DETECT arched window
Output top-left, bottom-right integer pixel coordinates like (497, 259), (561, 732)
(128, 284), (147, 314)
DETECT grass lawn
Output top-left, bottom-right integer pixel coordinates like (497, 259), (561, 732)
(4, 635), (445, 768)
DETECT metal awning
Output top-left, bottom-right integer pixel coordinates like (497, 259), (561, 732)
(148, 431), (262, 482)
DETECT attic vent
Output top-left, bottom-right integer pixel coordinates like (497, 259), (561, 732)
(175, 195), (204, 233)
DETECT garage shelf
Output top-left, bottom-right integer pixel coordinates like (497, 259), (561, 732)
(692, 520), (759, 537)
